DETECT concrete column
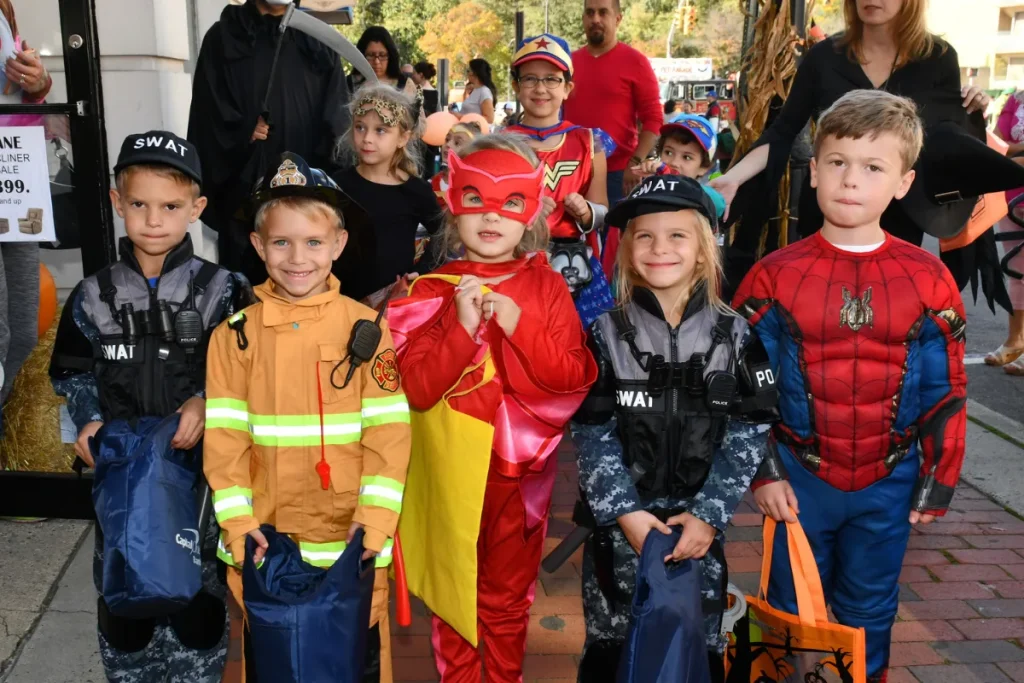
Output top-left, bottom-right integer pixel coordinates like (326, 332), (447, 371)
(18, 0), (222, 287)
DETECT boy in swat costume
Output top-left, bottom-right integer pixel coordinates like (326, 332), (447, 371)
(569, 176), (777, 683)
(50, 130), (251, 682)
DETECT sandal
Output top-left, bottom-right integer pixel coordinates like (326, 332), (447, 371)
(985, 345), (1024, 366)
(1004, 356), (1024, 376)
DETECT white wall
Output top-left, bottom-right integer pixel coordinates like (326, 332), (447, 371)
(18, 0), (225, 289)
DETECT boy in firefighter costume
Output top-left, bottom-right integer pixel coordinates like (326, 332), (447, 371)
(388, 135), (597, 682)
(503, 33), (614, 327)
(734, 91), (968, 683)
(50, 130), (250, 682)
(203, 152), (411, 682)
(572, 175), (777, 683)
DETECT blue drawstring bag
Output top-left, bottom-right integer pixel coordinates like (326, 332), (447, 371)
(92, 414), (204, 618)
(617, 528), (712, 683)
(243, 525), (375, 683)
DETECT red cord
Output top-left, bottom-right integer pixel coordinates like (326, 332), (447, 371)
(314, 362), (330, 490)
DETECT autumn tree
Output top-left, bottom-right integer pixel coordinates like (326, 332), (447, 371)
(419, 2), (512, 96)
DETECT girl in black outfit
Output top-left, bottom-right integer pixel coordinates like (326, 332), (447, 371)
(712, 0), (991, 289)
(333, 84), (443, 303)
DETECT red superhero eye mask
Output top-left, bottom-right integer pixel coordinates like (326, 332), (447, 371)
(445, 149), (544, 224)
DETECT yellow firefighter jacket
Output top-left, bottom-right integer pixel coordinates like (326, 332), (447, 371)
(203, 275), (411, 570)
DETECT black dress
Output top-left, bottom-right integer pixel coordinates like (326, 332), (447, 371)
(331, 168), (444, 301)
(187, 0), (350, 273)
(726, 34), (1005, 305)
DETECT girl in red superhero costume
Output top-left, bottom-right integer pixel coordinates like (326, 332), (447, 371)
(504, 33), (615, 327)
(389, 135), (597, 682)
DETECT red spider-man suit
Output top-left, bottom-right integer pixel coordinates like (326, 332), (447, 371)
(733, 231), (967, 682)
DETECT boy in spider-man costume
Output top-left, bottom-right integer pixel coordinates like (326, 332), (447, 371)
(733, 91), (967, 683)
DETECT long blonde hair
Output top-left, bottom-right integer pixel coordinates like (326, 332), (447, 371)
(614, 210), (731, 319)
(339, 84), (422, 178)
(439, 134), (550, 259)
(839, 0), (941, 68)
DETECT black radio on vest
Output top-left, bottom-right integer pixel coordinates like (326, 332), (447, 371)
(174, 273), (205, 353)
(333, 305), (386, 390)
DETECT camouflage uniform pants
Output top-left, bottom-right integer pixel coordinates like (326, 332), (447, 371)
(94, 520), (228, 682)
(580, 524), (729, 663)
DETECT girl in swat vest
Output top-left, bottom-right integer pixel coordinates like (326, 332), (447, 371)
(570, 174), (778, 683)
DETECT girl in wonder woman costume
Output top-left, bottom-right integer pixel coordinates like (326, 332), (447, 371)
(504, 33), (614, 327)
(388, 134), (597, 682)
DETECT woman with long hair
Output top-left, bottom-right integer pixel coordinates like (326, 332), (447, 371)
(460, 58), (496, 123)
(711, 0), (992, 286)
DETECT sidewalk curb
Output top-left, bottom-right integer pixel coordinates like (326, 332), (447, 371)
(0, 522), (92, 683)
(967, 399), (1024, 450)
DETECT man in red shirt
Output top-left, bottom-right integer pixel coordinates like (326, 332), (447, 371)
(563, 0), (663, 209)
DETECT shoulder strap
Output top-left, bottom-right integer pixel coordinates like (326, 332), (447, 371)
(96, 267), (120, 322)
(192, 262), (220, 296)
(707, 311), (736, 371)
(609, 307), (635, 342)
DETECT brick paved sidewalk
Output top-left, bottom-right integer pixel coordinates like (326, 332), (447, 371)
(225, 446), (1024, 683)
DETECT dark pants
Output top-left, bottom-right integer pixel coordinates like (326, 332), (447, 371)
(767, 447), (918, 679)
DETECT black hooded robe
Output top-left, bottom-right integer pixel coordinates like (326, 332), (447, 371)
(187, 0), (350, 279)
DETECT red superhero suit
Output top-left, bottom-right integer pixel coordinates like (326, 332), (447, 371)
(506, 122), (598, 242)
(733, 232), (967, 681)
(389, 147), (597, 683)
(392, 256), (596, 682)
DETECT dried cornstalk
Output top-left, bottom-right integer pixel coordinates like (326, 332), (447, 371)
(732, 0), (815, 253)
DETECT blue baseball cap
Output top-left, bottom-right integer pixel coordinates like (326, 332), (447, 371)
(512, 34), (574, 77)
(662, 113), (716, 155)
(706, 88), (718, 98)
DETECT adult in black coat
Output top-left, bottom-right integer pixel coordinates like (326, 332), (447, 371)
(711, 0), (999, 301)
(187, 0), (349, 276)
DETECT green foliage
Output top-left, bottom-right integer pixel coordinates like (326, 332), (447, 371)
(338, 0), (769, 85)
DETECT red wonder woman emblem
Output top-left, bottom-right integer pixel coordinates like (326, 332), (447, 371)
(372, 349), (400, 392)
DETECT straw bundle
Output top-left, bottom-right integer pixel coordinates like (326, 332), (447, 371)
(732, 0), (816, 255)
(0, 311), (76, 472)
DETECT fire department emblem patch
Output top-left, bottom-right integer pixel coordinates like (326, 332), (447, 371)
(372, 349), (400, 392)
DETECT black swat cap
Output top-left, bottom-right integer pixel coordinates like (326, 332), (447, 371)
(114, 130), (202, 187)
(607, 174), (719, 230)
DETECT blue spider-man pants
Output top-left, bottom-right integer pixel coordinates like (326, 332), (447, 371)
(766, 446), (918, 678)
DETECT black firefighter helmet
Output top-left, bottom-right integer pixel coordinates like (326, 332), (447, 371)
(249, 152), (376, 299)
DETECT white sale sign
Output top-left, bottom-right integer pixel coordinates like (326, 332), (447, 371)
(0, 126), (55, 242)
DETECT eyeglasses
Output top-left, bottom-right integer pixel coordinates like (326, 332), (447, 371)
(517, 75), (565, 90)
(366, 52), (389, 63)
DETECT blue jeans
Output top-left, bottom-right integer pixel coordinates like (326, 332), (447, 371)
(766, 447), (917, 678)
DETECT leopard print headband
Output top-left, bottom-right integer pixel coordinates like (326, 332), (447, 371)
(354, 95), (404, 127)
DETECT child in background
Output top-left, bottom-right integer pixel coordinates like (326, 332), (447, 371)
(735, 90), (967, 683)
(572, 175), (776, 683)
(429, 121), (482, 208)
(204, 152), (411, 682)
(334, 84), (444, 302)
(504, 33), (614, 326)
(389, 135), (597, 682)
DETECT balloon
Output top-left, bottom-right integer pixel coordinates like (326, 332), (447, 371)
(423, 111), (459, 147)
(459, 113), (490, 134)
(38, 262), (56, 337)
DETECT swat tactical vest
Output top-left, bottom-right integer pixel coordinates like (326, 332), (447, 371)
(595, 290), (747, 500)
(79, 236), (232, 422)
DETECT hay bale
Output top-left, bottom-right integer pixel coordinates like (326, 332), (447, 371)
(0, 313), (76, 472)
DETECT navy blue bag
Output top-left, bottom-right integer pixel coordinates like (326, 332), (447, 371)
(243, 525), (375, 683)
(617, 529), (713, 683)
(92, 414), (204, 618)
